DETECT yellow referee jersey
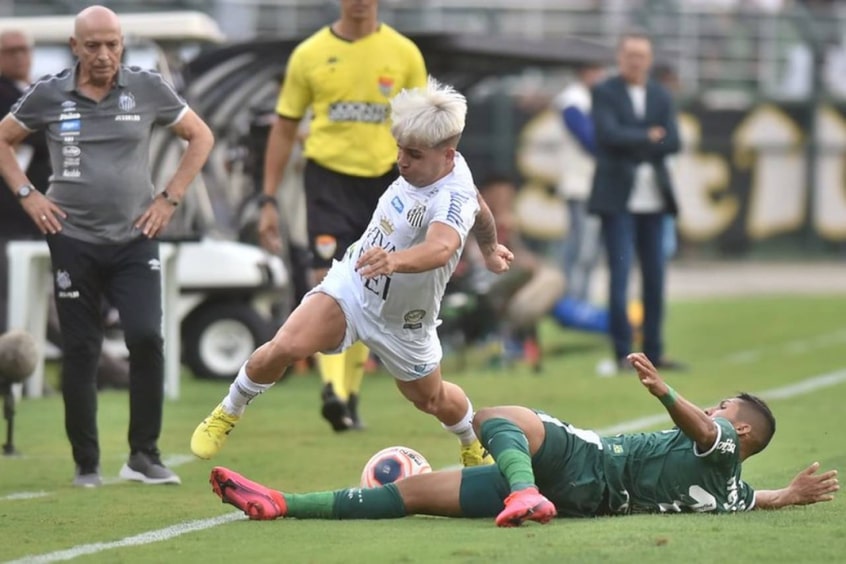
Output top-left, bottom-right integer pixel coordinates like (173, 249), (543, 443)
(276, 24), (427, 178)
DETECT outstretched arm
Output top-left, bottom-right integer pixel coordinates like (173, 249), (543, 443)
(754, 462), (839, 510)
(628, 353), (718, 453)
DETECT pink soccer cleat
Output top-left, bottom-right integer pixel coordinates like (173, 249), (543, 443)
(495, 487), (557, 527)
(210, 467), (288, 520)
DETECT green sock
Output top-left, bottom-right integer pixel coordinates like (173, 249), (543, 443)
(479, 417), (536, 492)
(283, 491), (335, 519)
(284, 484), (406, 520)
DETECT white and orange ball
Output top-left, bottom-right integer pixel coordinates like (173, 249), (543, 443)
(360, 446), (432, 488)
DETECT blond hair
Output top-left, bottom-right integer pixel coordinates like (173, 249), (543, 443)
(390, 76), (466, 148)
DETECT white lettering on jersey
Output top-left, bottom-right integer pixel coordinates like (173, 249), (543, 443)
(716, 438), (736, 454)
(348, 154), (478, 325)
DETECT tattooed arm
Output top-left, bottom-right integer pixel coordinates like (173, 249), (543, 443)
(473, 190), (514, 274)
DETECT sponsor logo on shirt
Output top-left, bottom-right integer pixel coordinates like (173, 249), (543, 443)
(115, 114), (141, 121)
(411, 363), (436, 375)
(445, 191), (471, 228)
(722, 475), (747, 511)
(148, 259), (161, 271)
(62, 169), (81, 178)
(61, 100), (76, 109)
(391, 196), (404, 213)
(60, 119), (80, 132)
(716, 438), (736, 454)
(327, 101), (389, 124)
(62, 158), (80, 167)
(402, 309), (426, 330)
(62, 145), (81, 157)
(59, 112), (80, 120)
(379, 216), (394, 236)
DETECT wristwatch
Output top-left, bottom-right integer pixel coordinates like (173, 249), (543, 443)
(16, 184), (34, 199)
(257, 194), (278, 208)
(159, 189), (179, 207)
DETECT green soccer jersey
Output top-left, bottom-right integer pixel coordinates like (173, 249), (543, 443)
(601, 417), (756, 514)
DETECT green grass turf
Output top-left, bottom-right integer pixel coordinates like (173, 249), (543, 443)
(0, 295), (844, 563)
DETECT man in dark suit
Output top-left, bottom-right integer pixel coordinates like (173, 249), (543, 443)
(0, 29), (50, 331)
(588, 30), (682, 372)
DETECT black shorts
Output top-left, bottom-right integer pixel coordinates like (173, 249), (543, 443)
(304, 159), (397, 269)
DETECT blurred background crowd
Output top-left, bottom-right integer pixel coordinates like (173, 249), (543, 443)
(2, 0), (845, 386)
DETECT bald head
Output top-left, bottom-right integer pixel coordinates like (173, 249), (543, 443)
(0, 29), (33, 82)
(74, 5), (122, 39)
(70, 5), (123, 88)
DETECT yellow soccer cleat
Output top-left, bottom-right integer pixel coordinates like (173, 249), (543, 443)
(460, 440), (494, 467)
(191, 403), (240, 460)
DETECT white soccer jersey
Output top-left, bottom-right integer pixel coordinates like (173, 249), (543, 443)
(343, 153), (479, 330)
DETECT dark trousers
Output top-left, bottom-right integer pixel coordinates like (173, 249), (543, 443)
(46, 234), (164, 471)
(600, 212), (666, 363)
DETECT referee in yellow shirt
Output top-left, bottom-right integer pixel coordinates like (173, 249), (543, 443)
(258, 0), (427, 432)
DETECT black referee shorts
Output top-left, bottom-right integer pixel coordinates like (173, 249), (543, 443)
(304, 159), (397, 269)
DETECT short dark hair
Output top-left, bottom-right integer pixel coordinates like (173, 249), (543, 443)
(617, 28), (653, 49)
(478, 172), (516, 193)
(736, 392), (776, 455)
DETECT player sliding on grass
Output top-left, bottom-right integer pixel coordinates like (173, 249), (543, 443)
(208, 353), (838, 526)
(191, 77), (514, 467)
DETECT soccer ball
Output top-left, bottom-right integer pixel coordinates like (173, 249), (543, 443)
(359, 446), (432, 488)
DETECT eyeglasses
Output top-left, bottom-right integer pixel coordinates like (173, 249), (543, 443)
(0, 46), (31, 55)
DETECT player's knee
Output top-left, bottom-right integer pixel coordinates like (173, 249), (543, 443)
(472, 407), (493, 434)
(411, 394), (440, 415)
(265, 333), (310, 363)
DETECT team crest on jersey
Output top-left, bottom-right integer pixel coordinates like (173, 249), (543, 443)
(378, 76), (394, 97)
(406, 202), (426, 228)
(118, 91), (136, 111)
(315, 235), (337, 260)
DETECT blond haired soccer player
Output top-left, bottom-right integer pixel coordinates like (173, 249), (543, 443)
(208, 353), (838, 526)
(192, 77), (514, 467)
(256, 0), (427, 431)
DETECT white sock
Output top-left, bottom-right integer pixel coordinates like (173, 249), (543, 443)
(222, 364), (274, 417)
(442, 398), (478, 446)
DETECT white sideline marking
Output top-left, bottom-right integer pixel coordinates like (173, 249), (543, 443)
(598, 367), (846, 435)
(4, 512), (245, 564)
(7, 368), (846, 563)
(723, 329), (846, 364)
(0, 491), (48, 501)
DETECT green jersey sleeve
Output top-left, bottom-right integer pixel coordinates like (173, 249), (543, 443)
(693, 417), (740, 466)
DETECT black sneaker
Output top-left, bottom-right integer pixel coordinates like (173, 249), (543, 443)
(320, 383), (353, 432)
(73, 465), (102, 488)
(119, 452), (181, 485)
(347, 393), (365, 430)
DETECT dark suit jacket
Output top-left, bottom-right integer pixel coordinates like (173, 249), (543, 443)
(0, 75), (51, 238)
(587, 75), (680, 215)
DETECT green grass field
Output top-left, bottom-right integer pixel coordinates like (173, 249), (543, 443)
(1, 295), (844, 563)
